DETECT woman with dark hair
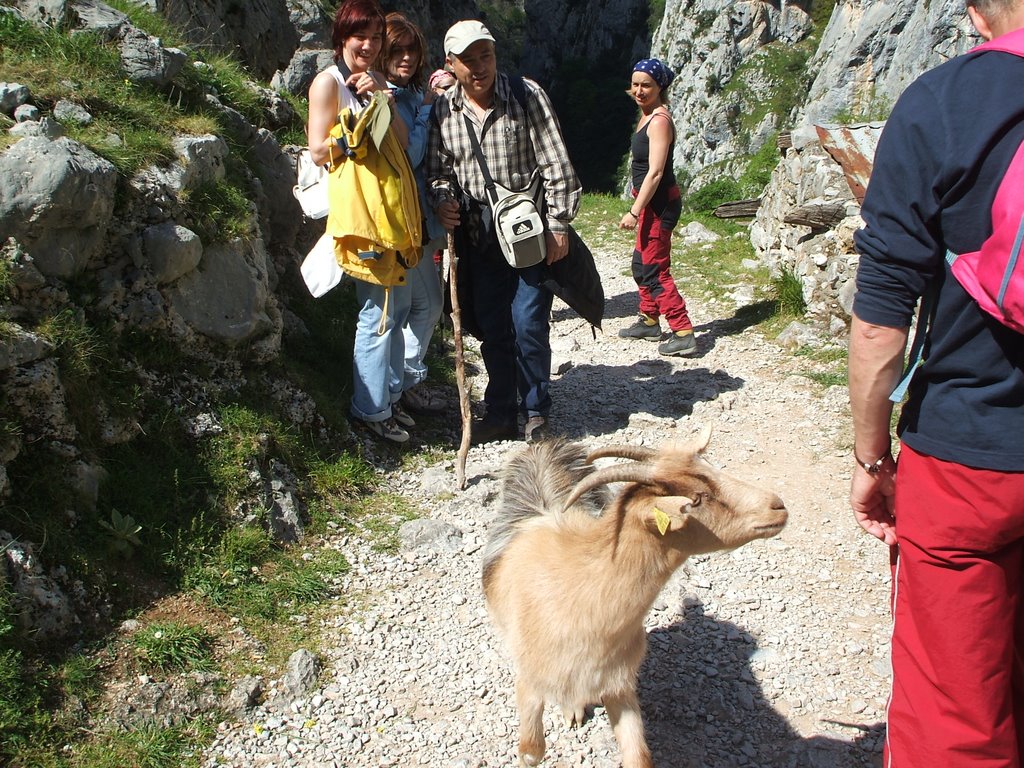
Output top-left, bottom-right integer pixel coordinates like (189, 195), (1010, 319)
(617, 58), (698, 358)
(383, 12), (448, 416)
(307, 0), (418, 443)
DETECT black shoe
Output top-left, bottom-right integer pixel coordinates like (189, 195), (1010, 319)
(524, 416), (549, 444)
(658, 331), (698, 357)
(618, 316), (662, 340)
(471, 417), (518, 445)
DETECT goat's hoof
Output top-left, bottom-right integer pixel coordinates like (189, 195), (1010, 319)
(518, 745), (545, 766)
(562, 705), (586, 728)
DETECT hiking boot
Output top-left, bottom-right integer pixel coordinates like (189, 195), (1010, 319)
(658, 330), (698, 357)
(471, 416), (518, 445)
(524, 416), (549, 444)
(357, 416), (409, 443)
(618, 315), (662, 341)
(400, 383), (446, 415)
(391, 402), (416, 428)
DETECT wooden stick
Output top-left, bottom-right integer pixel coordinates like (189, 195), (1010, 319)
(447, 230), (471, 489)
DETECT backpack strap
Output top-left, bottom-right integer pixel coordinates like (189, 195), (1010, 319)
(508, 75), (529, 113)
(889, 281), (939, 402)
(972, 28), (1024, 58)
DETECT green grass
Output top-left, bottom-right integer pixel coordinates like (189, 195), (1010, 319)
(179, 179), (255, 244)
(0, 256), (12, 300)
(772, 268), (807, 316)
(133, 622), (216, 674)
(65, 718), (217, 768)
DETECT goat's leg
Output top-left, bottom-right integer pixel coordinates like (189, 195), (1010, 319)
(516, 679), (546, 766)
(603, 689), (653, 768)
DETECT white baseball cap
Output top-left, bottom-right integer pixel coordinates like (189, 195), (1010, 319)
(444, 20), (495, 57)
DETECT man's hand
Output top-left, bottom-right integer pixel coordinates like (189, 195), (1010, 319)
(545, 231), (568, 265)
(850, 456), (898, 545)
(437, 199), (460, 231)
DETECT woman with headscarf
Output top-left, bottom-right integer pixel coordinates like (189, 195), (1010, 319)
(617, 58), (698, 357)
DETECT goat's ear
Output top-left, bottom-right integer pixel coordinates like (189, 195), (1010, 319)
(648, 496), (695, 535)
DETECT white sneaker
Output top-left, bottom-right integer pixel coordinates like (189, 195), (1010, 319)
(401, 383), (446, 414)
(392, 402), (416, 428)
(358, 417), (409, 443)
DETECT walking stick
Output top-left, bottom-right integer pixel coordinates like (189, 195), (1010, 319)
(447, 230), (471, 489)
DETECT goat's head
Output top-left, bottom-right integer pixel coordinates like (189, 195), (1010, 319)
(563, 426), (787, 554)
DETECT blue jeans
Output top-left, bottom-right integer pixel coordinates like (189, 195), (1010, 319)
(469, 239), (553, 423)
(402, 240), (444, 390)
(350, 280), (412, 422)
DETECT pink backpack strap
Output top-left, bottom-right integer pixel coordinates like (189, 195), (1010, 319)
(971, 27), (1024, 57)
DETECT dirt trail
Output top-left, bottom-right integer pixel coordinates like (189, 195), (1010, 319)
(204, 225), (890, 767)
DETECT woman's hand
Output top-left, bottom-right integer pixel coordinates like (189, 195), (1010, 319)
(619, 210), (639, 230)
(347, 69), (387, 97)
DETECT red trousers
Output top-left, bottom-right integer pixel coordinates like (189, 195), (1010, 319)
(887, 443), (1024, 766)
(631, 194), (692, 333)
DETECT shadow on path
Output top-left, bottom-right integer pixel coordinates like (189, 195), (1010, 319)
(551, 360), (745, 438)
(634, 606), (883, 768)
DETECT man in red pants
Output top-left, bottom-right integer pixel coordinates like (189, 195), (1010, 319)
(849, 1), (1024, 765)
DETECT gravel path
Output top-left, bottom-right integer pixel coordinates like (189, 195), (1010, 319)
(204, 236), (890, 767)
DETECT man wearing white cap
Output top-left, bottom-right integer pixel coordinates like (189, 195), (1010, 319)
(427, 19), (581, 444)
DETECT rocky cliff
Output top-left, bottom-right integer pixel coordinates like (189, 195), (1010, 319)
(652, 0), (815, 186)
(744, 0), (981, 337)
(800, 0), (979, 125)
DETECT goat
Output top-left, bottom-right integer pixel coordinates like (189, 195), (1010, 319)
(481, 426), (787, 768)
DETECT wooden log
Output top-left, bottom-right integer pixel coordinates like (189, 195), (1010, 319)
(777, 132), (793, 150)
(783, 201), (847, 229)
(713, 198), (761, 218)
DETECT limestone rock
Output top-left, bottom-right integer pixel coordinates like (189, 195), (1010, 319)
(0, 82), (31, 115)
(653, 0), (814, 183)
(71, 0), (129, 41)
(0, 324), (54, 370)
(801, 0), (978, 126)
(164, 239), (274, 345)
(0, 530), (79, 642)
(265, 459), (304, 544)
(0, 137), (117, 279)
(6, 358), (76, 442)
(119, 26), (187, 87)
(271, 49), (334, 99)
(8, 0), (72, 27)
(399, 519), (464, 554)
(282, 649), (320, 701)
(8, 116), (64, 139)
(160, 0), (298, 80)
(13, 103), (39, 122)
(53, 99), (93, 126)
(139, 223), (203, 284)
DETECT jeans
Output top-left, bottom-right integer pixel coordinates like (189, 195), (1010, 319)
(469, 237), (553, 423)
(402, 239), (444, 390)
(350, 279), (412, 422)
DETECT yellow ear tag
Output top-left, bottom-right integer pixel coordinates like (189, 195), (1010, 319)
(653, 506), (671, 536)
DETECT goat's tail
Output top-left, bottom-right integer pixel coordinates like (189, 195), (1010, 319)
(482, 439), (607, 580)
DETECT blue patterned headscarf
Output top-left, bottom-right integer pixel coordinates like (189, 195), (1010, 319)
(632, 58), (675, 89)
